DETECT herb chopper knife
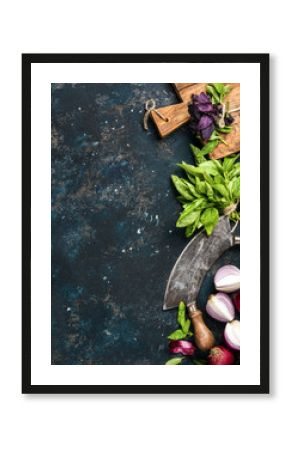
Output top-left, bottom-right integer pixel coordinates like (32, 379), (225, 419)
(163, 216), (240, 351)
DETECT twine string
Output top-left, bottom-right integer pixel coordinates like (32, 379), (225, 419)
(143, 99), (169, 130)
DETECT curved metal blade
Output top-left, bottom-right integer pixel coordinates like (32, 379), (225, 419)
(163, 216), (233, 310)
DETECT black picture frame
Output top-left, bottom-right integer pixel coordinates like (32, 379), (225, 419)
(22, 53), (269, 394)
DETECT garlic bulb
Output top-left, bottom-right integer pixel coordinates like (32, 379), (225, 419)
(214, 265), (240, 293)
(206, 293), (235, 322)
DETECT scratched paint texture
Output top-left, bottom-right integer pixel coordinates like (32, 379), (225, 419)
(51, 83), (239, 365)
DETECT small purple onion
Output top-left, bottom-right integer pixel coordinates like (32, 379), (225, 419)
(168, 340), (196, 356)
(206, 293), (235, 322)
(214, 265), (240, 293)
(224, 320), (240, 350)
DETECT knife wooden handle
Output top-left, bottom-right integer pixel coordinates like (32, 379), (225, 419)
(188, 307), (215, 352)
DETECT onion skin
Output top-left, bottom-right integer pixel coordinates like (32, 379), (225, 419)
(214, 265), (240, 293)
(208, 346), (235, 365)
(224, 320), (240, 350)
(168, 340), (196, 356)
(232, 291), (240, 312)
(206, 292), (235, 322)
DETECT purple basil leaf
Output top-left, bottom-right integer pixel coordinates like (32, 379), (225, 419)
(188, 92), (223, 141)
(197, 115), (214, 131)
(188, 104), (201, 121)
(201, 123), (215, 141)
(198, 103), (215, 113)
(195, 93), (215, 113)
(197, 92), (211, 104)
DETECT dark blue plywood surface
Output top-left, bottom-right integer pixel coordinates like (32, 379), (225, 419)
(51, 83), (239, 364)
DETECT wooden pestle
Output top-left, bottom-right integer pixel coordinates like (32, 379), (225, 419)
(187, 302), (215, 351)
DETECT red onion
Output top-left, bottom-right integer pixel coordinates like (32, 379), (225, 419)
(224, 320), (240, 350)
(214, 265), (240, 293)
(206, 293), (235, 322)
(232, 291), (240, 312)
(208, 345), (235, 365)
(168, 340), (196, 356)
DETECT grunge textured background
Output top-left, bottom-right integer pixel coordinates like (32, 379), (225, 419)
(51, 83), (239, 364)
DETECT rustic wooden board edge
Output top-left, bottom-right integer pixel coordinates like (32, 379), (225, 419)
(150, 104), (190, 138)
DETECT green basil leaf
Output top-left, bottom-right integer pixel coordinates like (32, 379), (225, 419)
(177, 301), (186, 328)
(186, 173), (197, 185)
(195, 177), (207, 195)
(171, 175), (194, 201)
(229, 177), (240, 199)
(198, 160), (219, 176)
(200, 140), (219, 156)
(177, 301), (191, 335)
(185, 210), (201, 236)
(209, 130), (220, 141)
(206, 85), (220, 103)
(165, 357), (184, 365)
(183, 179), (202, 198)
(189, 144), (201, 154)
(213, 184), (229, 199)
(212, 83), (225, 95)
(178, 162), (204, 177)
(193, 198), (209, 209)
(223, 155), (239, 173)
(206, 183), (214, 199)
(192, 359), (208, 365)
(176, 208), (200, 228)
(187, 199), (208, 209)
(189, 144), (207, 165)
(203, 173), (214, 185)
(200, 207), (219, 236)
(214, 174), (225, 184)
(182, 202), (195, 212)
(228, 163), (240, 179)
(212, 159), (224, 172)
(167, 329), (186, 340)
(218, 127), (232, 134)
(183, 319), (191, 335)
(185, 222), (197, 238)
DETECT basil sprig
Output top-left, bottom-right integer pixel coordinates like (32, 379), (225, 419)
(206, 83), (232, 104)
(171, 145), (240, 237)
(167, 301), (193, 340)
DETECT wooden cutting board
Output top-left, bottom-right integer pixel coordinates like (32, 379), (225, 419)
(151, 83), (240, 159)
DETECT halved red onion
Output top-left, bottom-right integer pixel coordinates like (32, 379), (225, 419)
(214, 265), (240, 293)
(206, 293), (235, 322)
(224, 320), (240, 350)
(168, 340), (196, 356)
